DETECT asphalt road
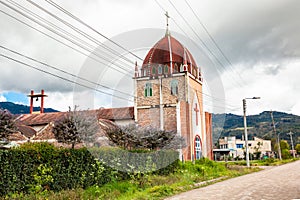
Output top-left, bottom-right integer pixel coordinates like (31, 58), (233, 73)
(166, 160), (300, 200)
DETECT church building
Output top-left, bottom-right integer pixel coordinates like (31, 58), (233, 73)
(133, 28), (213, 161)
(15, 20), (213, 161)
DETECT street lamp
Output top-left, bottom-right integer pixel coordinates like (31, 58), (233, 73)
(243, 97), (260, 168)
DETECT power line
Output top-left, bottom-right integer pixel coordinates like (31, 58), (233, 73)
(1, 0), (132, 76)
(0, 53), (132, 102)
(0, 9), (121, 75)
(24, 0), (135, 67)
(0, 45), (134, 99)
(162, 0), (244, 88)
(183, 0), (246, 86)
(44, 0), (144, 62)
(0, 0), (239, 109)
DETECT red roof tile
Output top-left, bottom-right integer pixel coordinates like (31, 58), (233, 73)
(17, 107), (134, 126)
(98, 107), (134, 121)
(17, 125), (36, 138)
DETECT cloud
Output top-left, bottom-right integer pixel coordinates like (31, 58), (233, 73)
(0, 95), (7, 102)
(0, 0), (300, 115)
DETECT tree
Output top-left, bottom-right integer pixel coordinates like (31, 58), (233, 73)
(104, 124), (186, 150)
(274, 140), (292, 159)
(295, 143), (300, 154)
(0, 109), (16, 141)
(52, 107), (99, 148)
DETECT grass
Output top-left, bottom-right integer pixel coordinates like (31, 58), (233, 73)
(228, 157), (299, 167)
(3, 159), (262, 200)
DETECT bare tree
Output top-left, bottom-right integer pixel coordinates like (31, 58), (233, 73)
(52, 107), (99, 148)
(0, 109), (16, 141)
(104, 124), (186, 150)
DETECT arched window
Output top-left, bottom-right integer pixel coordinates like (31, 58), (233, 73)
(152, 66), (156, 75)
(158, 65), (162, 74)
(143, 67), (148, 76)
(180, 64), (184, 72)
(144, 83), (152, 97)
(174, 63), (179, 72)
(170, 80), (178, 95)
(195, 136), (202, 160)
(164, 65), (169, 74)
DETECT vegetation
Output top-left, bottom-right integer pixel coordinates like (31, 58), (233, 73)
(0, 146), (260, 200)
(52, 107), (99, 148)
(295, 143), (300, 154)
(274, 140), (292, 159)
(0, 142), (179, 197)
(104, 124), (186, 150)
(228, 157), (299, 166)
(213, 111), (300, 148)
(0, 109), (16, 141)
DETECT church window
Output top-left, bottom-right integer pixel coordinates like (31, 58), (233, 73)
(158, 65), (162, 74)
(180, 64), (184, 72)
(144, 82), (152, 97)
(170, 80), (178, 95)
(143, 67), (147, 76)
(164, 65), (169, 74)
(152, 66), (156, 75)
(195, 136), (202, 160)
(174, 63), (179, 72)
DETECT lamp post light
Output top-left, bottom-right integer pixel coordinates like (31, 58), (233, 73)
(243, 97), (260, 168)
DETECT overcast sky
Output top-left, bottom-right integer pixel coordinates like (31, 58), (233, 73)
(0, 0), (299, 116)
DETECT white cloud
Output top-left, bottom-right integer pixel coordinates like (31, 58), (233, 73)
(0, 0), (300, 115)
(0, 95), (7, 102)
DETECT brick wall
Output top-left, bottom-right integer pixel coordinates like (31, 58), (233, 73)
(163, 107), (177, 131)
(137, 107), (160, 129)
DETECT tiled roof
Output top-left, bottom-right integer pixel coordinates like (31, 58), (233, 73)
(32, 124), (55, 140)
(9, 132), (28, 141)
(98, 107), (134, 121)
(18, 112), (66, 126)
(17, 107), (134, 126)
(17, 125), (36, 138)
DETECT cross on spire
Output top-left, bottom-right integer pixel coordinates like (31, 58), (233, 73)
(194, 103), (199, 126)
(165, 11), (170, 36)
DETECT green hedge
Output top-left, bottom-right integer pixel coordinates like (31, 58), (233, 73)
(0, 143), (179, 196)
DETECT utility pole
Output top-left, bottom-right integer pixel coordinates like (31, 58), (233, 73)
(270, 111), (282, 160)
(243, 99), (250, 168)
(243, 97), (260, 168)
(287, 131), (295, 158)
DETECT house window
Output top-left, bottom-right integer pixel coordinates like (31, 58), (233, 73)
(158, 65), (162, 74)
(195, 136), (202, 160)
(236, 144), (244, 148)
(170, 80), (178, 95)
(144, 83), (152, 97)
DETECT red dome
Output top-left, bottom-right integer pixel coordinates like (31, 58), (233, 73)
(141, 35), (201, 80)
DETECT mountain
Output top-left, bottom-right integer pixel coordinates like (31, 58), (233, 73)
(213, 111), (300, 146)
(0, 102), (59, 114)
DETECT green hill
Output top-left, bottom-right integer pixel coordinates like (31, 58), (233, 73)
(0, 102), (59, 114)
(213, 111), (300, 146)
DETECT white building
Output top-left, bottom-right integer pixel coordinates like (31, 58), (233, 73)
(218, 136), (272, 159)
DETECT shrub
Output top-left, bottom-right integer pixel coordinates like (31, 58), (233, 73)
(0, 143), (179, 197)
